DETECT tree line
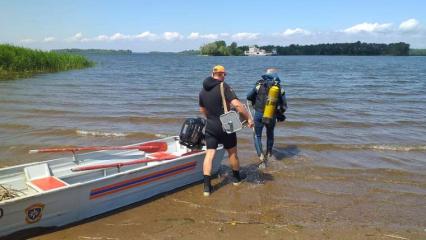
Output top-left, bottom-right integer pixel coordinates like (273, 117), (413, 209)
(261, 41), (409, 56)
(409, 48), (426, 56)
(53, 49), (132, 54)
(198, 41), (411, 56)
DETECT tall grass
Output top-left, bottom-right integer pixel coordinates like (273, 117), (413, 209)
(0, 44), (94, 79)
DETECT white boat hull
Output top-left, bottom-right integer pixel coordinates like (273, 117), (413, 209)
(0, 136), (224, 237)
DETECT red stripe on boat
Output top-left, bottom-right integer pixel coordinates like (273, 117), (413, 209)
(89, 161), (197, 200)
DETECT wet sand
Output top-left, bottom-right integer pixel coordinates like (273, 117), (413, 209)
(17, 143), (425, 240)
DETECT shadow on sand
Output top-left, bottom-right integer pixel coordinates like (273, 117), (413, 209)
(271, 144), (301, 161)
(211, 163), (275, 193)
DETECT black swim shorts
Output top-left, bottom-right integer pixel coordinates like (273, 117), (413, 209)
(205, 131), (237, 149)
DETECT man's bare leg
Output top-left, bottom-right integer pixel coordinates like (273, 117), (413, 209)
(203, 149), (216, 196)
(226, 147), (243, 186)
(203, 149), (216, 175)
(226, 147), (239, 171)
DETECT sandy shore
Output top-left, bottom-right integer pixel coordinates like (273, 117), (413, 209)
(11, 143), (422, 240)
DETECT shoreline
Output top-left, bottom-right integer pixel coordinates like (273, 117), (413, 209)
(0, 67), (92, 81)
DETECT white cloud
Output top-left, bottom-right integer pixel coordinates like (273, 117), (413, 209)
(20, 38), (35, 43)
(187, 32), (219, 40)
(187, 32), (200, 40)
(399, 18), (420, 32)
(94, 35), (109, 41)
(163, 32), (183, 41)
(281, 28), (311, 36)
(344, 22), (393, 34)
(71, 32), (84, 41)
(134, 31), (157, 40)
(43, 37), (56, 42)
(231, 32), (260, 41)
(202, 34), (219, 40)
(67, 31), (158, 42)
(110, 33), (131, 41)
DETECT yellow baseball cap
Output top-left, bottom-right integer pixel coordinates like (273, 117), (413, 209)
(212, 65), (226, 73)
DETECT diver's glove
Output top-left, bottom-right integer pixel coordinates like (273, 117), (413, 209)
(276, 107), (286, 122)
(277, 114), (286, 122)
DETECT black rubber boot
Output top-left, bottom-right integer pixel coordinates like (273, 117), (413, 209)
(266, 149), (273, 159)
(232, 170), (244, 186)
(203, 175), (212, 196)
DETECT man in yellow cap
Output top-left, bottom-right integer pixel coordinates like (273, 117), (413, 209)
(199, 65), (254, 196)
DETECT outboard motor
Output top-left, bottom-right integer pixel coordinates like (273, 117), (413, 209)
(179, 118), (205, 149)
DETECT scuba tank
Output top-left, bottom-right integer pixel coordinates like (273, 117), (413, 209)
(262, 84), (280, 124)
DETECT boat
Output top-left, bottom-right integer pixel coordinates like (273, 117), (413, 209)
(0, 136), (224, 238)
(244, 46), (276, 56)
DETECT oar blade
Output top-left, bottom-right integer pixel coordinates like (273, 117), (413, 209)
(138, 142), (168, 153)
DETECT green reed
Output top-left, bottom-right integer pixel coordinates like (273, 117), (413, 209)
(0, 44), (94, 80)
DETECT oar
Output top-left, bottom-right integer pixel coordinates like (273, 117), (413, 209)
(71, 155), (177, 171)
(71, 150), (202, 172)
(29, 142), (168, 154)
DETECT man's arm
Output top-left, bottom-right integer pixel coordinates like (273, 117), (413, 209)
(230, 99), (254, 128)
(199, 107), (208, 117)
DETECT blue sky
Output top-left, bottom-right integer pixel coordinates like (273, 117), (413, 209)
(1, 0), (425, 51)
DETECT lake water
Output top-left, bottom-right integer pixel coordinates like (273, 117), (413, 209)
(1, 54), (425, 171)
(1, 54), (426, 239)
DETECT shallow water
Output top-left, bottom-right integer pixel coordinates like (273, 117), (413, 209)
(1, 54), (425, 239)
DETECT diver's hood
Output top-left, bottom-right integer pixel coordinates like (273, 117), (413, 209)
(261, 73), (281, 83)
(203, 76), (222, 91)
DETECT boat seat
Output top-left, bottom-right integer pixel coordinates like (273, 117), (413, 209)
(24, 163), (68, 192)
(29, 176), (67, 191)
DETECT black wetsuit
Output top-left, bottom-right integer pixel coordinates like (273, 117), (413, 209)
(199, 76), (238, 149)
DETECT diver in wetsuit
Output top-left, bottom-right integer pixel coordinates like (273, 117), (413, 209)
(247, 68), (287, 166)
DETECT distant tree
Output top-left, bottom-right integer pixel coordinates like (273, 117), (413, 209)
(228, 42), (243, 56)
(200, 42), (220, 55)
(385, 42), (410, 56)
(178, 50), (201, 55)
(200, 41), (244, 56)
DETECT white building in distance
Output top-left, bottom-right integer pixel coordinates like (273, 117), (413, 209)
(244, 46), (276, 56)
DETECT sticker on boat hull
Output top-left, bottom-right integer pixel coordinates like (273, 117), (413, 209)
(25, 203), (45, 224)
